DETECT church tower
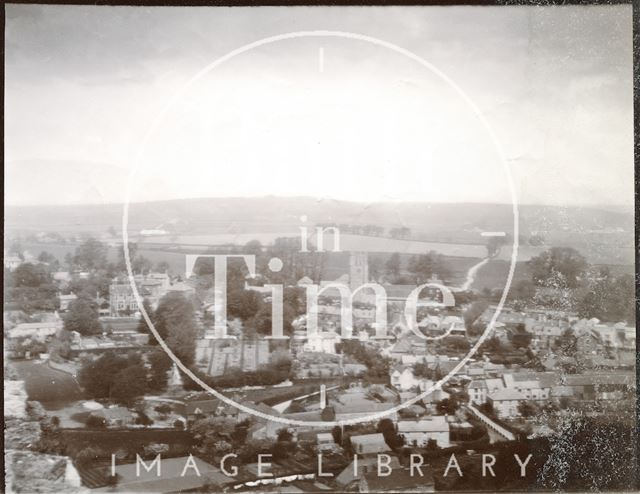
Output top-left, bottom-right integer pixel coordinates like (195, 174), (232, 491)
(349, 251), (369, 291)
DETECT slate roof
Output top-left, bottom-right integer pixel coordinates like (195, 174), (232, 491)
(488, 388), (525, 401)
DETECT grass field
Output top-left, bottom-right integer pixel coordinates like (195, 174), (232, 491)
(11, 360), (84, 409)
(471, 260), (532, 291)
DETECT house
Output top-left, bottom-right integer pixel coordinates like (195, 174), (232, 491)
(334, 402), (397, 423)
(390, 365), (422, 391)
(304, 329), (340, 354)
(184, 399), (225, 421)
(563, 372), (634, 400)
(467, 380), (488, 405)
(109, 273), (176, 316)
(108, 280), (139, 316)
(297, 276), (314, 286)
(487, 389), (525, 418)
(92, 455), (230, 493)
(4, 255), (22, 271)
(52, 271), (72, 286)
(397, 416), (450, 447)
(7, 320), (62, 340)
(336, 456), (401, 488)
(59, 293), (78, 312)
(90, 406), (135, 427)
(503, 372), (556, 401)
(166, 281), (196, 297)
(317, 432), (336, 452)
(350, 433), (391, 455)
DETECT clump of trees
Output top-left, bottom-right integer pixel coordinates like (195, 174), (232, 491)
(4, 263), (59, 313)
(63, 297), (102, 335)
(523, 248), (634, 323)
(152, 292), (198, 367)
(377, 418), (404, 449)
(78, 350), (168, 405)
(336, 340), (391, 379)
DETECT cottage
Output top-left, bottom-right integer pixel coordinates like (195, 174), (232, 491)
(7, 321), (62, 340)
(350, 433), (391, 455)
(390, 365), (421, 391)
(317, 432), (336, 452)
(487, 389), (525, 418)
(397, 416), (450, 447)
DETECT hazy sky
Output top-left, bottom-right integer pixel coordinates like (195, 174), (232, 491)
(5, 5), (633, 207)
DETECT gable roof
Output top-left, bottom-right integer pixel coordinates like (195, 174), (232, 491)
(488, 388), (525, 401)
(398, 417), (449, 433)
(350, 433), (390, 454)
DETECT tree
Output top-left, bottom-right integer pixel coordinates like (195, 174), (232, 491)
(385, 253), (402, 280)
(578, 272), (635, 323)
(407, 251), (450, 283)
(148, 349), (172, 392)
(227, 288), (263, 321)
(135, 411), (154, 426)
(5, 263), (59, 313)
(377, 418), (404, 449)
(111, 363), (148, 405)
(78, 351), (148, 400)
(154, 292), (198, 366)
(436, 397), (459, 415)
(155, 261), (171, 273)
(37, 251), (59, 270)
(64, 298), (102, 335)
(277, 428), (294, 442)
(86, 415), (106, 429)
(509, 324), (532, 349)
(243, 240), (263, 256)
(332, 425), (343, 445)
(527, 247), (588, 288)
(72, 238), (108, 272)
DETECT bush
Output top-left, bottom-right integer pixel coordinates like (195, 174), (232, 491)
(155, 404), (172, 414)
(85, 415), (106, 429)
(136, 412), (154, 426)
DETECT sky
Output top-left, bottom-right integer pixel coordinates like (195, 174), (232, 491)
(4, 5), (634, 207)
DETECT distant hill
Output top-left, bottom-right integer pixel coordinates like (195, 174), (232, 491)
(5, 196), (633, 240)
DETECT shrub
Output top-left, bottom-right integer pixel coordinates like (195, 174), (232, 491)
(85, 415), (106, 429)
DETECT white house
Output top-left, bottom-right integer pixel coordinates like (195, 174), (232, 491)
(390, 365), (422, 391)
(4, 255), (22, 271)
(397, 416), (450, 447)
(8, 321), (62, 340)
(304, 330), (340, 354)
(487, 388), (525, 418)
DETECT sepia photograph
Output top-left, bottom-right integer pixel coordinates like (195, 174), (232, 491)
(3, 3), (637, 493)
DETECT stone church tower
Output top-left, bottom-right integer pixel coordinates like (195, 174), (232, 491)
(349, 251), (369, 291)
